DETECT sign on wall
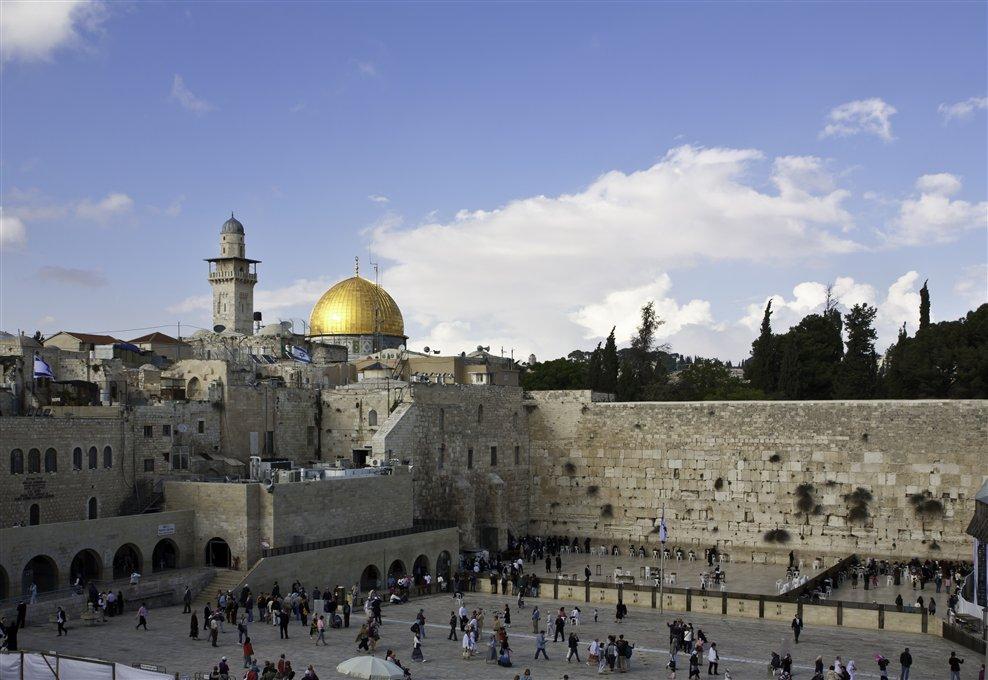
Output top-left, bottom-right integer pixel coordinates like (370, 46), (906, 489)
(157, 523), (176, 536)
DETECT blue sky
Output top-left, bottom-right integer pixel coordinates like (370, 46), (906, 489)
(2, 1), (985, 361)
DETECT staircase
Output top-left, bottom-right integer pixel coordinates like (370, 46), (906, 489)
(190, 569), (245, 610)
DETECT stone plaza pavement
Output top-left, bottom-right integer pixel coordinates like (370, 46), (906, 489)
(14, 589), (982, 679)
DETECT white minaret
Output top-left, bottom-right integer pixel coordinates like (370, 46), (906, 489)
(206, 213), (260, 335)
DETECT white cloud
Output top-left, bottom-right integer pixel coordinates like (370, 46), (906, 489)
(368, 194), (390, 204)
(571, 274), (715, 344)
(820, 98), (897, 142)
(954, 265), (988, 308)
(884, 173), (987, 246)
(0, 210), (27, 249)
(355, 61), (378, 77)
(938, 96), (988, 122)
(38, 265), (107, 287)
(75, 192), (133, 222)
(170, 74), (215, 115)
(0, 0), (106, 64)
(367, 145), (861, 358)
(167, 277), (336, 319)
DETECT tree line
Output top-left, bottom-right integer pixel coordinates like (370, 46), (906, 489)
(521, 281), (987, 400)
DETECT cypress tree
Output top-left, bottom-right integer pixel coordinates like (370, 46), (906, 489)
(745, 300), (777, 392)
(600, 328), (619, 394)
(919, 279), (931, 330)
(587, 343), (603, 391)
(835, 303), (879, 398)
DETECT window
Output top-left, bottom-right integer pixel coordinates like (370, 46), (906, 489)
(514, 445), (521, 465)
(490, 446), (497, 467)
(438, 444), (445, 470)
(143, 458), (155, 472)
(162, 424), (172, 437)
(87, 497), (98, 520)
(44, 448), (57, 473)
(87, 446), (97, 469)
(73, 447), (82, 470)
(265, 431), (274, 455)
(103, 446), (112, 469)
(29, 504), (40, 526)
(172, 451), (189, 470)
(197, 420), (205, 434)
(306, 426), (316, 447)
(27, 448), (41, 474)
(10, 449), (24, 475)
(143, 425), (153, 438)
(439, 409), (445, 431)
(467, 448), (473, 470)
(368, 410), (378, 427)
(477, 405), (484, 424)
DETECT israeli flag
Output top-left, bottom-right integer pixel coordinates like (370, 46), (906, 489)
(33, 354), (55, 380)
(283, 344), (312, 363)
(658, 512), (669, 544)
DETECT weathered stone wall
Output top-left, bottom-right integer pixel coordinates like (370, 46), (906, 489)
(319, 383), (395, 462)
(130, 401), (222, 477)
(371, 384), (531, 550)
(527, 394), (987, 561)
(266, 470), (414, 547)
(163, 481), (262, 568)
(0, 415), (130, 525)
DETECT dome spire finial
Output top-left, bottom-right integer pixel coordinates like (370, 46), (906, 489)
(354, 256), (359, 276)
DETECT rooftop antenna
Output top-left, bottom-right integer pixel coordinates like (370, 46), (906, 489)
(354, 256), (359, 276)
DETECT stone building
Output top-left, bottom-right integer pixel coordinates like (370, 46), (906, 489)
(206, 214), (260, 335)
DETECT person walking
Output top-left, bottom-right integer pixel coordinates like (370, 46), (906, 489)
(316, 615), (327, 645)
(15, 601), (26, 629)
(791, 615), (802, 643)
(279, 608), (290, 639)
(532, 605), (541, 633)
(411, 631), (424, 662)
(209, 616), (219, 647)
(135, 603), (149, 630)
(567, 631), (581, 662)
(554, 611), (566, 642)
(183, 586), (192, 614)
(707, 642), (719, 675)
(55, 607), (67, 636)
(948, 652), (965, 680)
(535, 630), (549, 659)
(242, 637), (254, 668)
(189, 611), (200, 640)
(899, 647), (912, 680)
(448, 611), (457, 640)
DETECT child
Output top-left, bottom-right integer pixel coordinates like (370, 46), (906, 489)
(593, 608), (599, 623)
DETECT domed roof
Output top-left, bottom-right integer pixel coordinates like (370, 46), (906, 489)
(309, 275), (405, 337)
(221, 213), (244, 235)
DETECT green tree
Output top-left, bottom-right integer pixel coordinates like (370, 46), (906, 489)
(587, 343), (603, 391)
(745, 300), (777, 393)
(665, 359), (766, 401)
(521, 357), (588, 390)
(835, 303), (879, 398)
(919, 279), (931, 330)
(773, 309), (843, 399)
(600, 327), (619, 394)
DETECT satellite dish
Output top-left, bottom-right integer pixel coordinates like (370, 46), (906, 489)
(177, 424), (189, 433)
(213, 324), (226, 333)
(423, 346), (430, 353)
(433, 350), (440, 355)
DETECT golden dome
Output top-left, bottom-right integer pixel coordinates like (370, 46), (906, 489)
(309, 275), (405, 337)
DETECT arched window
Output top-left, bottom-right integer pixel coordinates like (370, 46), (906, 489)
(72, 447), (82, 470)
(10, 449), (24, 475)
(29, 504), (40, 526)
(87, 497), (98, 520)
(27, 449), (41, 474)
(368, 409), (378, 427)
(44, 448), (57, 473)
(103, 446), (113, 469)
(87, 447), (97, 470)
(477, 404), (484, 424)
(439, 408), (445, 430)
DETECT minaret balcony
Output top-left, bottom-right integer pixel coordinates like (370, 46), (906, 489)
(208, 271), (257, 283)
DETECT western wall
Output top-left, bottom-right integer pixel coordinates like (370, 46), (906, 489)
(525, 391), (987, 561)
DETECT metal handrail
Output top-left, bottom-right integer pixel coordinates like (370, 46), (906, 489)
(260, 519), (456, 558)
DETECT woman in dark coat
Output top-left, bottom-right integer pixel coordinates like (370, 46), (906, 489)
(190, 611), (200, 639)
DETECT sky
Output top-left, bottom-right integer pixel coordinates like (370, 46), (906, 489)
(1, 1), (986, 362)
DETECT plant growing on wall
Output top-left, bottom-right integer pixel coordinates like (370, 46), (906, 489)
(600, 504), (613, 518)
(563, 461), (576, 474)
(714, 477), (724, 491)
(794, 483), (821, 524)
(844, 487), (873, 527)
(769, 453), (781, 463)
(908, 490), (945, 536)
(587, 485), (600, 497)
(764, 528), (791, 543)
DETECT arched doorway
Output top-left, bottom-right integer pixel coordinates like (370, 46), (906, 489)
(436, 550), (452, 581)
(87, 497), (98, 520)
(22, 555), (58, 594)
(387, 559), (406, 585)
(204, 537), (231, 568)
(359, 565), (380, 592)
(152, 538), (179, 572)
(412, 554), (430, 585)
(70, 549), (102, 585)
(186, 377), (202, 400)
(112, 543), (143, 579)
(28, 504), (40, 526)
